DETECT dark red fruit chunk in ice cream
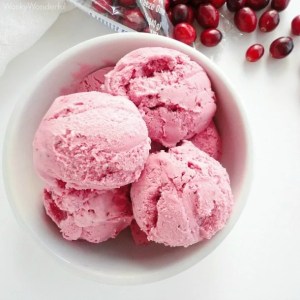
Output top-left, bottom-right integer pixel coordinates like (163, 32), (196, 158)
(44, 190), (67, 223)
(234, 7), (257, 32)
(269, 36), (294, 59)
(246, 44), (264, 61)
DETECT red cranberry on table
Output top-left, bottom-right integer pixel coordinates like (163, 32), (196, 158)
(259, 10), (280, 32)
(200, 28), (223, 46)
(174, 22), (197, 45)
(271, 0), (290, 11)
(92, 0), (113, 13)
(226, 0), (246, 12)
(269, 36), (294, 59)
(122, 8), (148, 32)
(209, 0), (226, 8)
(234, 7), (257, 32)
(196, 4), (220, 28)
(172, 4), (194, 25)
(291, 15), (300, 36)
(246, 0), (270, 10)
(246, 44), (264, 61)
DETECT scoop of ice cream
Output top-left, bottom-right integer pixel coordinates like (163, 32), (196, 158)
(33, 91), (150, 190)
(131, 141), (233, 247)
(190, 121), (221, 160)
(130, 219), (150, 246)
(77, 66), (113, 93)
(104, 47), (216, 147)
(43, 185), (132, 243)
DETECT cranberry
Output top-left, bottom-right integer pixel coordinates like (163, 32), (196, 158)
(246, 0), (269, 10)
(269, 36), (294, 59)
(174, 22), (197, 44)
(92, 0), (113, 13)
(165, 0), (171, 10)
(172, 4), (194, 25)
(271, 0), (290, 11)
(190, 0), (209, 6)
(291, 15), (300, 36)
(259, 10), (280, 32)
(234, 7), (257, 32)
(196, 4), (219, 28)
(122, 8), (148, 32)
(116, 0), (136, 6)
(226, 0), (246, 12)
(170, 0), (188, 6)
(209, 0), (226, 8)
(167, 10), (173, 22)
(246, 44), (264, 61)
(186, 6), (195, 24)
(200, 28), (222, 46)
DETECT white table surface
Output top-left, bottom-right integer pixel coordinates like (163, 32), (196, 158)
(1, 5), (300, 299)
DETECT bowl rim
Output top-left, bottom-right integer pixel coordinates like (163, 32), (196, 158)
(2, 32), (253, 285)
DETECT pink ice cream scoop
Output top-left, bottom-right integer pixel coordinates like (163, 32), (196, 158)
(33, 91), (150, 190)
(104, 47), (216, 147)
(77, 66), (114, 93)
(190, 121), (222, 160)
(43, 185), (132, 243)
(131, 141), (233, 247)
(130, 219), (150, 246)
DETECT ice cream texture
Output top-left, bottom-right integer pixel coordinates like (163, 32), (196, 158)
(44, 184), (132, 243)
(33, 91), (150, 190)
(77, 66), (113, 93)
(104, 47), (216, 147)
(190, 121), (221, 160)
(131, 141), (233, 247)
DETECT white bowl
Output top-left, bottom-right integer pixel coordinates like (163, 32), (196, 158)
(3, 33), (252, 285)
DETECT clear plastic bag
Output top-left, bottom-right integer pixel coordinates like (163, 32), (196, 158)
(68, 0), (173, 36)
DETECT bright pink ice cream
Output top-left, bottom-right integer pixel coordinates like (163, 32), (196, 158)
(44, 185), (132, 243)
(33, 91), (150, 190)
(190, 121), (221, 160)
(104, 47), (216, 147)
(131, 141), (233, 247)
(77, 66), (113, 93)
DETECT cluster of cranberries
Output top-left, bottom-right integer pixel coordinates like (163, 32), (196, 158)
(91, 0), (300, 61)
(92, 0), (149, 32)
(167, 0), (300, 61)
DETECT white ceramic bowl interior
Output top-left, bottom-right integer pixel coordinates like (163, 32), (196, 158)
(3, 33), (252, 285)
